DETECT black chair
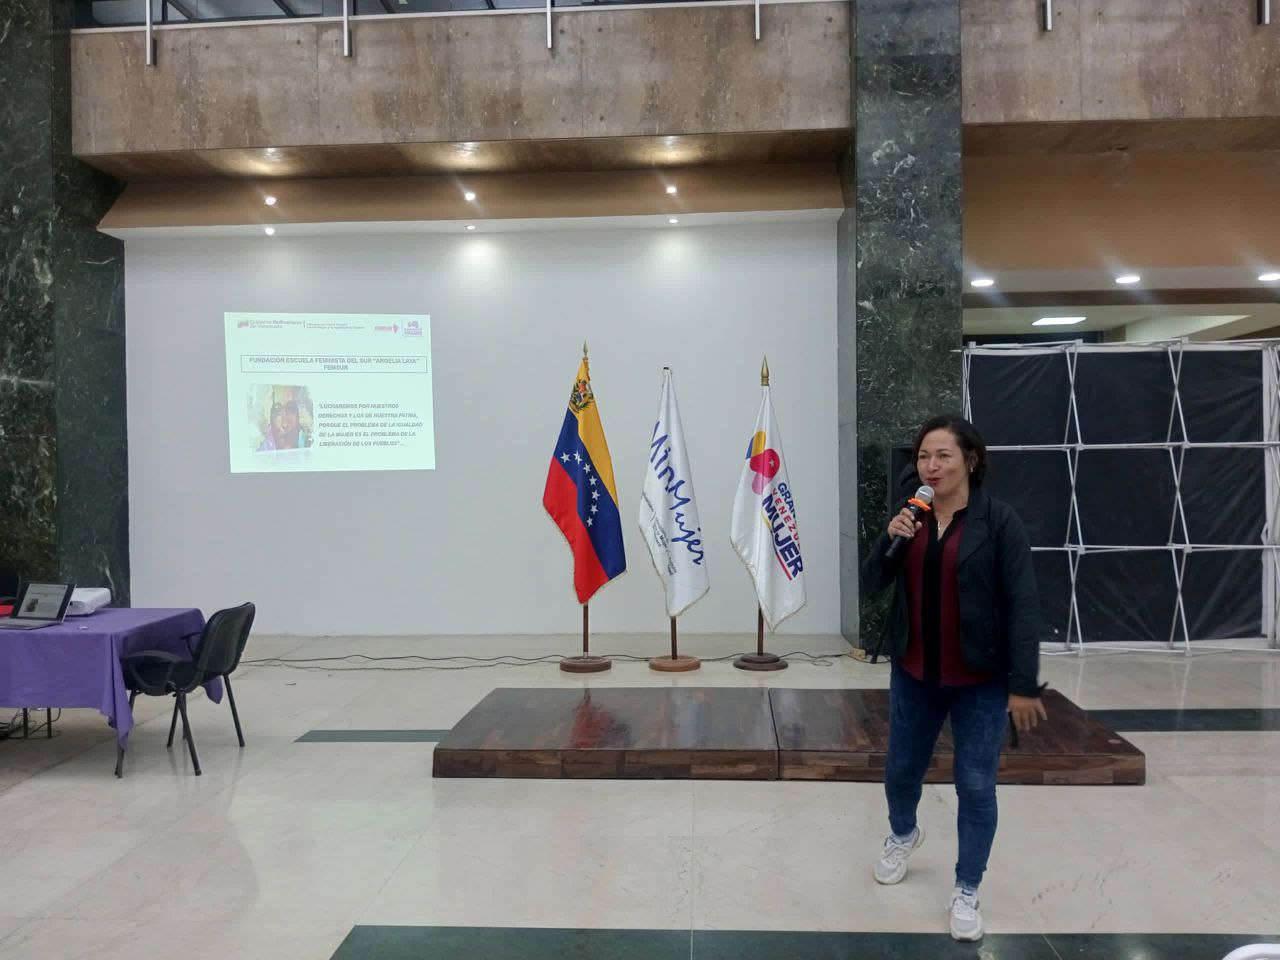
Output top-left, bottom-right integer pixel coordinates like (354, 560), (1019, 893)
(118, 602), (255, 777)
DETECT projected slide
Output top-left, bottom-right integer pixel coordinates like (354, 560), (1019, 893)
(225, 313), (434, 474)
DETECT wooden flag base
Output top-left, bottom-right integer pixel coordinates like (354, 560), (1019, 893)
(562, 603), (610, 672)
(733, 652), (787, 671)
(734, 607), (786, 670)
(650, 616), (699, 671)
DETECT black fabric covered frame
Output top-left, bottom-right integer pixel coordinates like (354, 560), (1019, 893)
(962, 342), (1277, 649)
(117, 602), (256, 777)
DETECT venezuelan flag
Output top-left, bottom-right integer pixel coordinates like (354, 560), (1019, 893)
(543, 357), (627, 603)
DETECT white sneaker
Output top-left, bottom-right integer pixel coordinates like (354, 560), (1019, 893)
(948, 887), (984, 941)
(873, 826), (924, 885)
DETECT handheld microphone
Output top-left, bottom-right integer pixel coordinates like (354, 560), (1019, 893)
(884, 484), (934, 559)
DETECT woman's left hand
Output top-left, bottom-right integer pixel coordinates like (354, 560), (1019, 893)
(1008, 694), (1048, 732)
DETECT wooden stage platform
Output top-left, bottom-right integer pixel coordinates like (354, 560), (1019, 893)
(432, 688), (1145, 785)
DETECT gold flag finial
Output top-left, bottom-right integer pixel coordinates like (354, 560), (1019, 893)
(583, 340), (589, 358)
(761, 356), (770, 386)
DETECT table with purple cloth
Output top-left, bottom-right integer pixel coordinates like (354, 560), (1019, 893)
(0, 607), (221, 747)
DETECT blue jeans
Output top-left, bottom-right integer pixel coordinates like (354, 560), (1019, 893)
(884, 662), (1009, 890)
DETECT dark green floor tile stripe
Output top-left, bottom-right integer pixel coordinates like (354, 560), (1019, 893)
(330, 926), (688, 959)
(1088, 708), (1280, 732)
(1042, 933), (1280, 959)
(692, 930), (1058, 959)
(295, 729), (452, 743)
(331, 928), (1280, 960)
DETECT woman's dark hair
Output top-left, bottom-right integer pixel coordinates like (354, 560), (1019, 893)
(912, 414), (987, 488)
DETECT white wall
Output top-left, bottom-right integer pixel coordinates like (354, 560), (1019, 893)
(125, 221), (839, 635)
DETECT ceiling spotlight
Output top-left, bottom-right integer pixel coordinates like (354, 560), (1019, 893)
(668, 218), (679, 225)
(264, 195), (277, 206)
(1259, 272), (1280, 282)
(666, 185), (678, 195)
(264, 147), (277, 156)
(1033, 316), (1086, 326)
(969, 277), (995, 288)
(464, 191), (476, 202)
(263, 227), (275, 236)
(465, 224), (476, 231)
(1115, 274), (1141, 285)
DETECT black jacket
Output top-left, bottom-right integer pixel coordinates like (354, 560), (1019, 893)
(861, 486), (1043, 697)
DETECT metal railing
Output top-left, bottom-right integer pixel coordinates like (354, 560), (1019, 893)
(75, 0), (774, 56)
(74, 0), (1275, 65)
(1038, 1), (1272, 31)
(78, 0), (1279, 29)
(74, 0), (768, 28)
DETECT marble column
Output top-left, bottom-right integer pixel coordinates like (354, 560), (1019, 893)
(1, 0), (130, 599)
(839, 0), (963, 644)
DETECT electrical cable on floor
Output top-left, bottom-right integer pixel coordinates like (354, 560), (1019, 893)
(239, 650), (855, 671)
(0, 708), (62, 741)
(1041, 646), (1280, 658)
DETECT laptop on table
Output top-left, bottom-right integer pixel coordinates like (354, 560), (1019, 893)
(0, 582), (75, 631)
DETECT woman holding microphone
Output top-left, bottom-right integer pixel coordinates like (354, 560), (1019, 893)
(862, 414), (1046, 942)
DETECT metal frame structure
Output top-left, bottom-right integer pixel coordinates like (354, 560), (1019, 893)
(963, 339), (1280, 656)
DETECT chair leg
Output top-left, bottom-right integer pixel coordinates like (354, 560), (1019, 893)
(22, 709), (29, 738)
(176, 693), (201, 776)
(166, 698), (179, 748)
(129, 690), (138, 709)
(115, 744), (125, 778)
(224, 675), (245, 748)
(45, 708), (52, 739)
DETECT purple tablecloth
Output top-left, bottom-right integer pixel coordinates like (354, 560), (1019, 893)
(0, 607), (221, 747)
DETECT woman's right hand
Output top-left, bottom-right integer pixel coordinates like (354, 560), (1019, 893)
(887, 508), (923, 541)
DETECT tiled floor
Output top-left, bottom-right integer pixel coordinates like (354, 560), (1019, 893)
(1, 634), (1277, 959)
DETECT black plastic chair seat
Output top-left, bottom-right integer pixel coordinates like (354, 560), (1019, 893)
(126, 654), (201, 694)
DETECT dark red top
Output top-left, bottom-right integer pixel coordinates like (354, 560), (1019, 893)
(901, 509), (994, 687)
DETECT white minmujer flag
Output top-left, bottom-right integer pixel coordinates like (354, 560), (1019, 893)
(638, 368), (709, 618)
(730, 382), (806, 628)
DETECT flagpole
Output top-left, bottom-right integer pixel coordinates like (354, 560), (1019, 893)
(735, 357), (788, 672)
(558, 340), (612, 674)
(649, 614), (700, 672)
(645, 364), (701, 673)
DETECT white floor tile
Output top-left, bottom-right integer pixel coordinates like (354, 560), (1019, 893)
(360, 831), (694, 929)
(3, 634), (1278, 947)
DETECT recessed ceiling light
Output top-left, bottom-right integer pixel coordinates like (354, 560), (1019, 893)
(264, 195), (277, 206)
(1033, 316), (1086, 326)
(970, 277), (995, 288)
(464, 191), (476, 202)
(1259, 272), (1280, 282)
(666, 185), (678, 195)
(263, 227), (275, 236)
(1115, 274), (1141, 285)
(465, 224), (476, 231)
(668, 218), (679, 225)
(265, 148), (277, 156)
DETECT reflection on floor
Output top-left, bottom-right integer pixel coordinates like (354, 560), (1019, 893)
(0, 634), (1277, 959)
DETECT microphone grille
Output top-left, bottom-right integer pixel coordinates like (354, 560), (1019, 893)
(915, 484), (935, 504)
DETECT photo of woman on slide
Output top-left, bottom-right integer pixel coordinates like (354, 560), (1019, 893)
(252, 385), (314, 452)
